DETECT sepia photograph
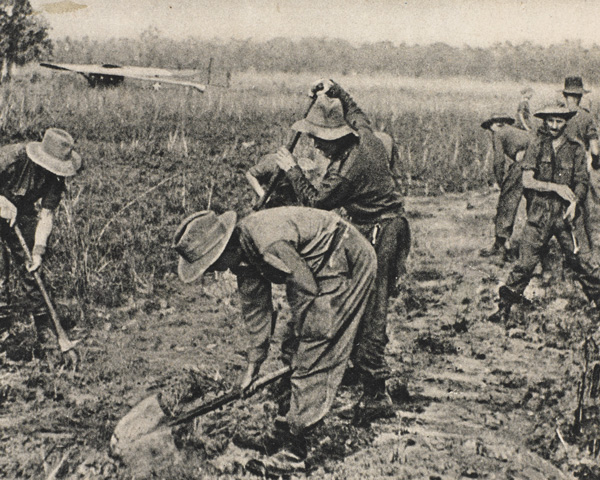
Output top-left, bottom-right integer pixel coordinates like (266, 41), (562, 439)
(2, 0), (600, 478)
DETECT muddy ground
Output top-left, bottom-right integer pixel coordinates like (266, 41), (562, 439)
(2, 189), (600, 479)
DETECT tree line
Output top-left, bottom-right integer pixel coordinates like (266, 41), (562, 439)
(51, 34), (600, 85)
(2, 0), (600, 85)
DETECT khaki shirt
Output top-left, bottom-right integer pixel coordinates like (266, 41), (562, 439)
(233, 207), (354, 363)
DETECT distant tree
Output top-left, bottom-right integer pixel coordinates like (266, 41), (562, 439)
(0, 0), (52, 83)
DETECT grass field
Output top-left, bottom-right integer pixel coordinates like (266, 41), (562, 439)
(1, 68), (600, 479)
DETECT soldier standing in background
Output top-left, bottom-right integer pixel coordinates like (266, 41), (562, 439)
(561, 76), (600, 249)
(516, 87), (534, 132)
(480, 113), (531, 261)
(489, 105), (600, 326)
(274, 79), (411, 424)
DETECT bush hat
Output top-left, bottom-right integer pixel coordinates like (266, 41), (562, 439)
(172, 210), (237, 283)
(534, 104), (577, 121)
(26, 128), (82, 177)
(292, 95), (358, 141)
(561, 76), (590, 95)
(481, 113), (515, 130)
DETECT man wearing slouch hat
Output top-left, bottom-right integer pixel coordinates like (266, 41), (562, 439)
(0, 128), (82, 349)
(274, 79), (411, 424)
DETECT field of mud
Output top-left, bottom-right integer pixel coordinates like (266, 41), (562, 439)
(3, 189), (600, 479)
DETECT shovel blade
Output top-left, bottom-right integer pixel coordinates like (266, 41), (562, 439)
(111, 395), (181, 476)
(110, 395), (167, 456)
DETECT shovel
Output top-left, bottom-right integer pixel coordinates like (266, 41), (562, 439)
(110, 366), (292, 469)
(13, 225), (79, 367)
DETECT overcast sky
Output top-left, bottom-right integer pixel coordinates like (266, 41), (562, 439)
(29, 0), (600, 47)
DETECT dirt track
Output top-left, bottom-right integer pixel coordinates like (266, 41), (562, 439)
(2, 190), (600, 479)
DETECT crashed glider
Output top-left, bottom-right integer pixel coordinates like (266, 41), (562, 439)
(39, 63), (206, 92)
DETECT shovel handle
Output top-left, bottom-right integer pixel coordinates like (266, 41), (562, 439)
(13, 224), (78, 354)
(253, 93), (320, 211)
(168, 366), (292, 427)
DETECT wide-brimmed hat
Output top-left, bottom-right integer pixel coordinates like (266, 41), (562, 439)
(172, 210), (237, 283)
(480, 113), (515, 130)
(534, 104), (577, 121)
(561, 76), (590, 95)
(292, 95), (358, 141)
(26, 128), (82, 177)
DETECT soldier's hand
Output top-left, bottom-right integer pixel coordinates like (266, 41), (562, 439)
(27, 254), (43, 273)
(0, 196), (17, 227)
(275, 147), (297, 172)
(240, 362), (261, 396)
(309, 79), (342, 98)
(564, 201), (577, 223)
(555, 185), (577, 204)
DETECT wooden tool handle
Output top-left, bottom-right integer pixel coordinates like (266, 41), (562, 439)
(13, 225), (77, 353)
(253, 94), (319, 211)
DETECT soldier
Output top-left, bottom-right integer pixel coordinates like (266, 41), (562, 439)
(274, 79), (410, 423)
(489, 105), (600, 325)
(0, 128), (82, 346)
(516, 87), (534, 132)
(561, 76), (600, 248)
(172, 207), (377, 474)
(480, 113), (531, 260)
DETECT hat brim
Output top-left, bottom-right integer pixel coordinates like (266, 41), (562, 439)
(177, 211), (237, 284)
(26, 142), (82, 177)
(561, 88), (591, 95)
(292, 118), (358, 141)
(480, 117), (515, 130)
(534, 111), (577, 121)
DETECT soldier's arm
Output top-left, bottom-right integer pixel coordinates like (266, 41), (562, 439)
(285, 165), (353, 211)
(327, 82), (371, 132)
(491, 133), (505, 185)
(237, 269), (275, 367)
(522, 170), (577, 204)
(27, 208), (54, 272)
(572, 146), (590, 205)
(263, 241), (318, 296)
(245, 171), (265, 198)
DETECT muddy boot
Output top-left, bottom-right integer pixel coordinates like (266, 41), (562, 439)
(233, 419), (291, 456)
(352, 377), (395, 427)
(245, 428), (307, 476)
(488, 301), (512, 324)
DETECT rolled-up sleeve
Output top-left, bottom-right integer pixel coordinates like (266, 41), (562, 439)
(236, 269), (274, 364)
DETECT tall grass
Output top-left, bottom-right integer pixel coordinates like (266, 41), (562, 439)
(0, 69), (597, 314)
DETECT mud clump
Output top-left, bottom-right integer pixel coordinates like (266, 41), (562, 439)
(415, 332), (458, 355)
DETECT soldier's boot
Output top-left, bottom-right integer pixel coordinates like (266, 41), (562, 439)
(352, 377), (395, 427)
(234, 418), (302, 458)
(480, 236), (507, 258)
(488, 285), (522, 326)
(488, 301), (512, 324)
(245, 426), (307, 476)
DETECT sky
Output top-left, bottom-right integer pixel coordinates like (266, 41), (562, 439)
(28, 0), (600, 47)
